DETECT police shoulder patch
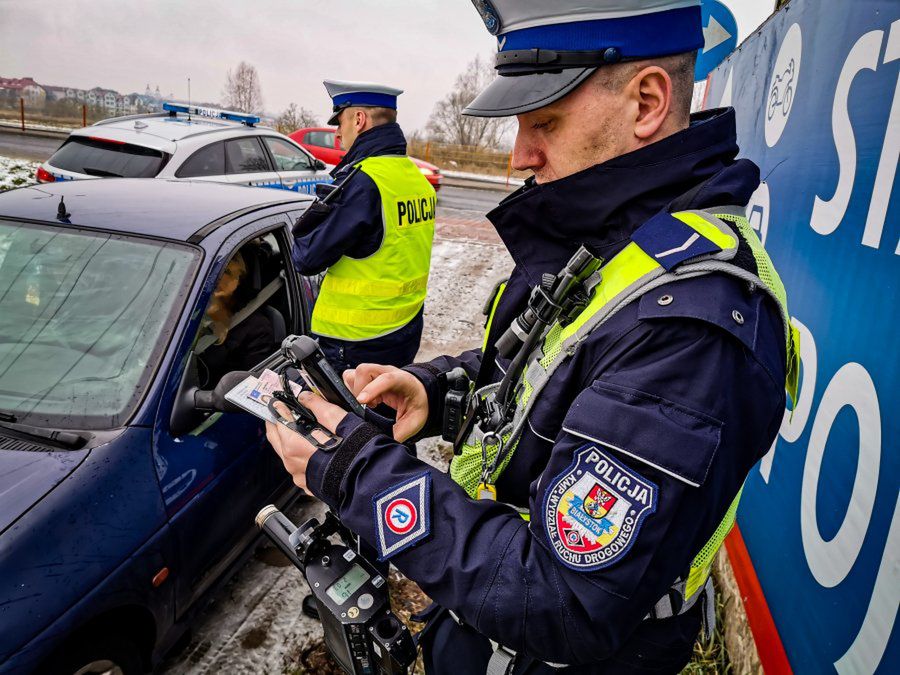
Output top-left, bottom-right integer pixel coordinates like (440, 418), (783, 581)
(373, 472), (431, 560)
(543, 445), (657, 571)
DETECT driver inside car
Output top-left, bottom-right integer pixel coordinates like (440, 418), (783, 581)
(197, 249), (278, 388)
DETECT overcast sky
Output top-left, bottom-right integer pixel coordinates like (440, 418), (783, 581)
(1, 1), (775, 133)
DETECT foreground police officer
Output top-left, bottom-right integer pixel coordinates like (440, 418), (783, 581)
(270, 2), (800, 672)
(292, 80), (435, 372)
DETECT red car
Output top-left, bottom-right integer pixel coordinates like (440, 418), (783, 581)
(290, 127), (442, 191)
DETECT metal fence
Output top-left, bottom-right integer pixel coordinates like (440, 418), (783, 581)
(407, 140), (529, 181)
(0, 98), (105, 133)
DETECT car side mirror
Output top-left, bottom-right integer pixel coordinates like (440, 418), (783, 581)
(313, 159), (326, 171)
(169, 352), (250, 436)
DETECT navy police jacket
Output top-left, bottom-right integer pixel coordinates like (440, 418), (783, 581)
(304, 109), (787, 666)
(291, 122), (409, 275)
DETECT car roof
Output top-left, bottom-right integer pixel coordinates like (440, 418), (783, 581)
(0, 178), (313, 241)
(71, 113), (281, 152)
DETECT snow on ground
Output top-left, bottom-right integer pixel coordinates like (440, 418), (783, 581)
(0, 155), (38, 191)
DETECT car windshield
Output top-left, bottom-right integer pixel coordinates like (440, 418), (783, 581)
(49, 137), (167, 178)
(0, 219), (199, 429)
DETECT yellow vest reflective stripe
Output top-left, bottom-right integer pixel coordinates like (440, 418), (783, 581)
(482, 281), (507, 351)
(311, 155), (435, 341)
(451, 208), (801, 600)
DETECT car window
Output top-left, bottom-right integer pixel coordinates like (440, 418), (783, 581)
(194, 233), (293, 389)
(262, 137), (314, 172)
(0, 219), (199, 429)
(305, 131), (335, 148)
(225, 138), (271, 174)
(48, 137), (167, 177)
(176, 142), (226, 178)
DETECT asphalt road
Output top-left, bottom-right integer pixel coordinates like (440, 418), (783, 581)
(0, 128), (64, 162)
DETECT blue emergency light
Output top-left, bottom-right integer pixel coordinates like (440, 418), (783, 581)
(162, 102), (259, 126)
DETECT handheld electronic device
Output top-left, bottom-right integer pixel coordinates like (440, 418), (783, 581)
(256, 506), (416, 674)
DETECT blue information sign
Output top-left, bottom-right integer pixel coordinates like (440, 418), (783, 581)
(695, 0), (738, 81)
(704, 0), (899, 672)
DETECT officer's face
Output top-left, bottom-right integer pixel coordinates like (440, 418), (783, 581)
(511, 76), (632, 184)
(511, 67), (673, 183)
(336, 108), (363, 150)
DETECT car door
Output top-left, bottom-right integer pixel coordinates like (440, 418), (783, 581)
(153, 217), (306, 616)
(173, 140), (227, 183)
(222, 137), (280, 189)
(261, 136), (333, 195)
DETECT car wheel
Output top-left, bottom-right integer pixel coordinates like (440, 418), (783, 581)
(51, 633), (144, 675)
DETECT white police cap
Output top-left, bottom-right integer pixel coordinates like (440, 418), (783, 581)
(324, 80), (404, 125)
(465, 0), (704, 117)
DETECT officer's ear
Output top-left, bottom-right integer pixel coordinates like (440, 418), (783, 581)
(626, 65), (673, 141)
(355, 109), (369, 133)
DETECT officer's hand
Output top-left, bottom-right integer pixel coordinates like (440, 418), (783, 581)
(344, 364), (428, 442)
(265, 394), (347, 491)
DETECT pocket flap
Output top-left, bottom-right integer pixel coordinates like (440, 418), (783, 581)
(562, 380), (722, 487)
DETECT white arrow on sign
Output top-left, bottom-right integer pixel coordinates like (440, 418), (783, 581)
(703, 14), (732, 53)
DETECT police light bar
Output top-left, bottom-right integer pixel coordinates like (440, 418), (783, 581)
(162, 102), (259, 126)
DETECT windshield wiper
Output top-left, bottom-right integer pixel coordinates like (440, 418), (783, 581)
(82, 167), (124, 177)
(0, 419), (87, 450)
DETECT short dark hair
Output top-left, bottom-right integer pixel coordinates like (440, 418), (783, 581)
(594, 51), (697, 124)
(365, 106), (398, 125)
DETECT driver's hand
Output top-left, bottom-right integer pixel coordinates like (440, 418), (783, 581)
(344, 364), (428, 442)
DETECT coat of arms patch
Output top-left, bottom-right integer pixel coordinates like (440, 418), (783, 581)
(544, 445), (657, 571)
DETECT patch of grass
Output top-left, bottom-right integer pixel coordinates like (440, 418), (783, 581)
(681, 575), (732, 674)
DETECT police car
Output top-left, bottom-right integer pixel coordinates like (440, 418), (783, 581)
(36, 103), (333, 195)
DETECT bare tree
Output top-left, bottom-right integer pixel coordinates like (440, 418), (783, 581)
(275, 103), (320, 134)
(426, 54), (511, 148)
(222, 62), (263, 113)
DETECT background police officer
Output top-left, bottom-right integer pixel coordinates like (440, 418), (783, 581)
(269, 1), (798, 672)
(292, 80), (435, 373)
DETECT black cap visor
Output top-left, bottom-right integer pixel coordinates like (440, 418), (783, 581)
(463, 67), (596, 117)
(327, 104), (348, 126)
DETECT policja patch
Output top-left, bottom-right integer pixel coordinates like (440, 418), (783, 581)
(373, 472), (431, 560)
(544, 445), (657, 571)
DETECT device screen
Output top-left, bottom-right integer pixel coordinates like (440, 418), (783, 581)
(325, 564), (370, 605)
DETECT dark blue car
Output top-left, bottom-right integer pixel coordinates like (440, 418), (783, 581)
(0, 178), (319, 673)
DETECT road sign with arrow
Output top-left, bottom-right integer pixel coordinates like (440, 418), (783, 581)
(695, 0), (739, 81)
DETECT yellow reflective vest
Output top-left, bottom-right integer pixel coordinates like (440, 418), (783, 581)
(311, 156), (436, 341)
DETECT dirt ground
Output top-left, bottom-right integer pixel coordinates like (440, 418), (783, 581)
(159, 201), (511, 674)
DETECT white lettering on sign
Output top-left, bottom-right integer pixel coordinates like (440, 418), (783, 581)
(765, 318), (894, 670)
(866, 20), (900, 250)
(834, 492), (900, 674)
(800, 362), (881, 589)
(810, 30), (884, 237)
(810, 19), (900, 252)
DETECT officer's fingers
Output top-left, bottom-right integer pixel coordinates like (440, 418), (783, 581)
(393, 411), (427, 443)
(297, 391), (347, 433)
(351, 363), (392, 396)
(342, 368), (356, 392)
(354, 371), (386, 405)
